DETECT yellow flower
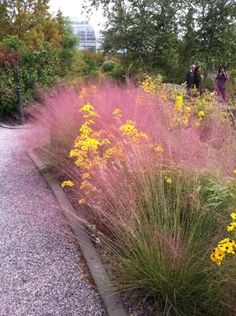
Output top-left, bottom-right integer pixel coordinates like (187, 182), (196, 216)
(75, 138), (100, 152)
(79, 123), (93, 135)
(166, 177), (173, 184)
(140, 76), (156, 93)
(219, 242), (235, 254)
(218, 238), (231, 244)
(211, 238), (236, 265)
(153, 145), (164, 154)
(210, 252), (223, 266)
(74, 153), (87, 167)
(120, 120), (138, 136)
(198, 110), (205, 118)
(230, 212), (236, 221)
(69, 149), (80, 158)
(233, 169), (236, 174)
(82, 172), (90, 179)
(175, 95), (183, 111)
(227, 222), (236, 232)
(103, 146), (124, 160)
(61, 180), (74, 188)
(80, 102), (95, 112)
(119, 120), (148, 141)
(80, 103), (99, 119)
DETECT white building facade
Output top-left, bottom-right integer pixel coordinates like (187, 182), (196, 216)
(70, 19), (98, 51)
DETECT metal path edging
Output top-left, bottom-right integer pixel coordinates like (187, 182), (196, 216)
(28, 148), (128, 316)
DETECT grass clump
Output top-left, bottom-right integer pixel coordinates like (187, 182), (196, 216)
(97, 167), (236, 315)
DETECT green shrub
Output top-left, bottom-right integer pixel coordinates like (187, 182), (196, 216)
(71, 50), (104, 78)
(0, 68), (17, 116)
(102, 60), (117, 73)
(101, 60), (125, 80)
(0, 43), (62, 117)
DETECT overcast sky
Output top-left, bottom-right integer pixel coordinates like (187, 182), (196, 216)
(49, 0), (105, 35)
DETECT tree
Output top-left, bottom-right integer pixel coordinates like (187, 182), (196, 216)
(194, 0), (236, 71)
(0, 0), (67, 48)
(97, 0), (183, 79)
(0, 0), (78, 117)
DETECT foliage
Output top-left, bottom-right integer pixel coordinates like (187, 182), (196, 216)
(101, 60), (117, 73)
(85, 0), (236, 83)
(228, 69), (236, 105)
(58, 17), (78, 73)
(0, 66), (17, 116)
(0, 0), (62, 48)
(101, 59), (125, 80)
(0, 1), (78, 117)
(70, 51), (104, 80)
(0, 40), (62, 116)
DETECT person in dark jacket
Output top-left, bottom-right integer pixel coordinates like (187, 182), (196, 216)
(186, 64), (195, 96)
(193, 64), (202, 94)
(216, 65), (229, 102)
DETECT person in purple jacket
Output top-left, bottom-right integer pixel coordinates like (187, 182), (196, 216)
(216, 65), (229, 102)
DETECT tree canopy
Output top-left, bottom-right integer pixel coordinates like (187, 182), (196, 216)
(0, 0), (77, 49)
(86, 0), (236, 81)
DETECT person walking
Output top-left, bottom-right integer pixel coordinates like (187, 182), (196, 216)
(186, 64), (195, 96)
(216, 65), (229, 102)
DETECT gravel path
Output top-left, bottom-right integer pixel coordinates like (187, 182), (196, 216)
(0, 126), (105, 316)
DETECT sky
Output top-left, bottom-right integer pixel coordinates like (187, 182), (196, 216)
(49, 0), (105, 35)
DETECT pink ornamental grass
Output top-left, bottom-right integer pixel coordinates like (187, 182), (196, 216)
(30, 82), (236, 178)
(26, 81), (236, 315)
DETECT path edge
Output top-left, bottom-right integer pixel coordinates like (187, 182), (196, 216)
(28, 148), (128, 316)
(0, 122), (31, 129)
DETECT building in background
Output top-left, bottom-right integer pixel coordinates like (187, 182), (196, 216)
(70, 19), (99, 51)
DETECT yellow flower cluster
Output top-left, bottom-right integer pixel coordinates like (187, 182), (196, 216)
(141, 76), (157, 93)
(119, 120), (148, 142)
(61, 180), (74, 188)
(69, 103), (127, 196)
(171, 95), (192, 127)
(211, 212), (236, 265)
(210, 238), (236, 266)
(140, 75), (163, 94)
(80, 102), (99, 119)
(68, 101), (170, 206)
(175, 95), (183, 111)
